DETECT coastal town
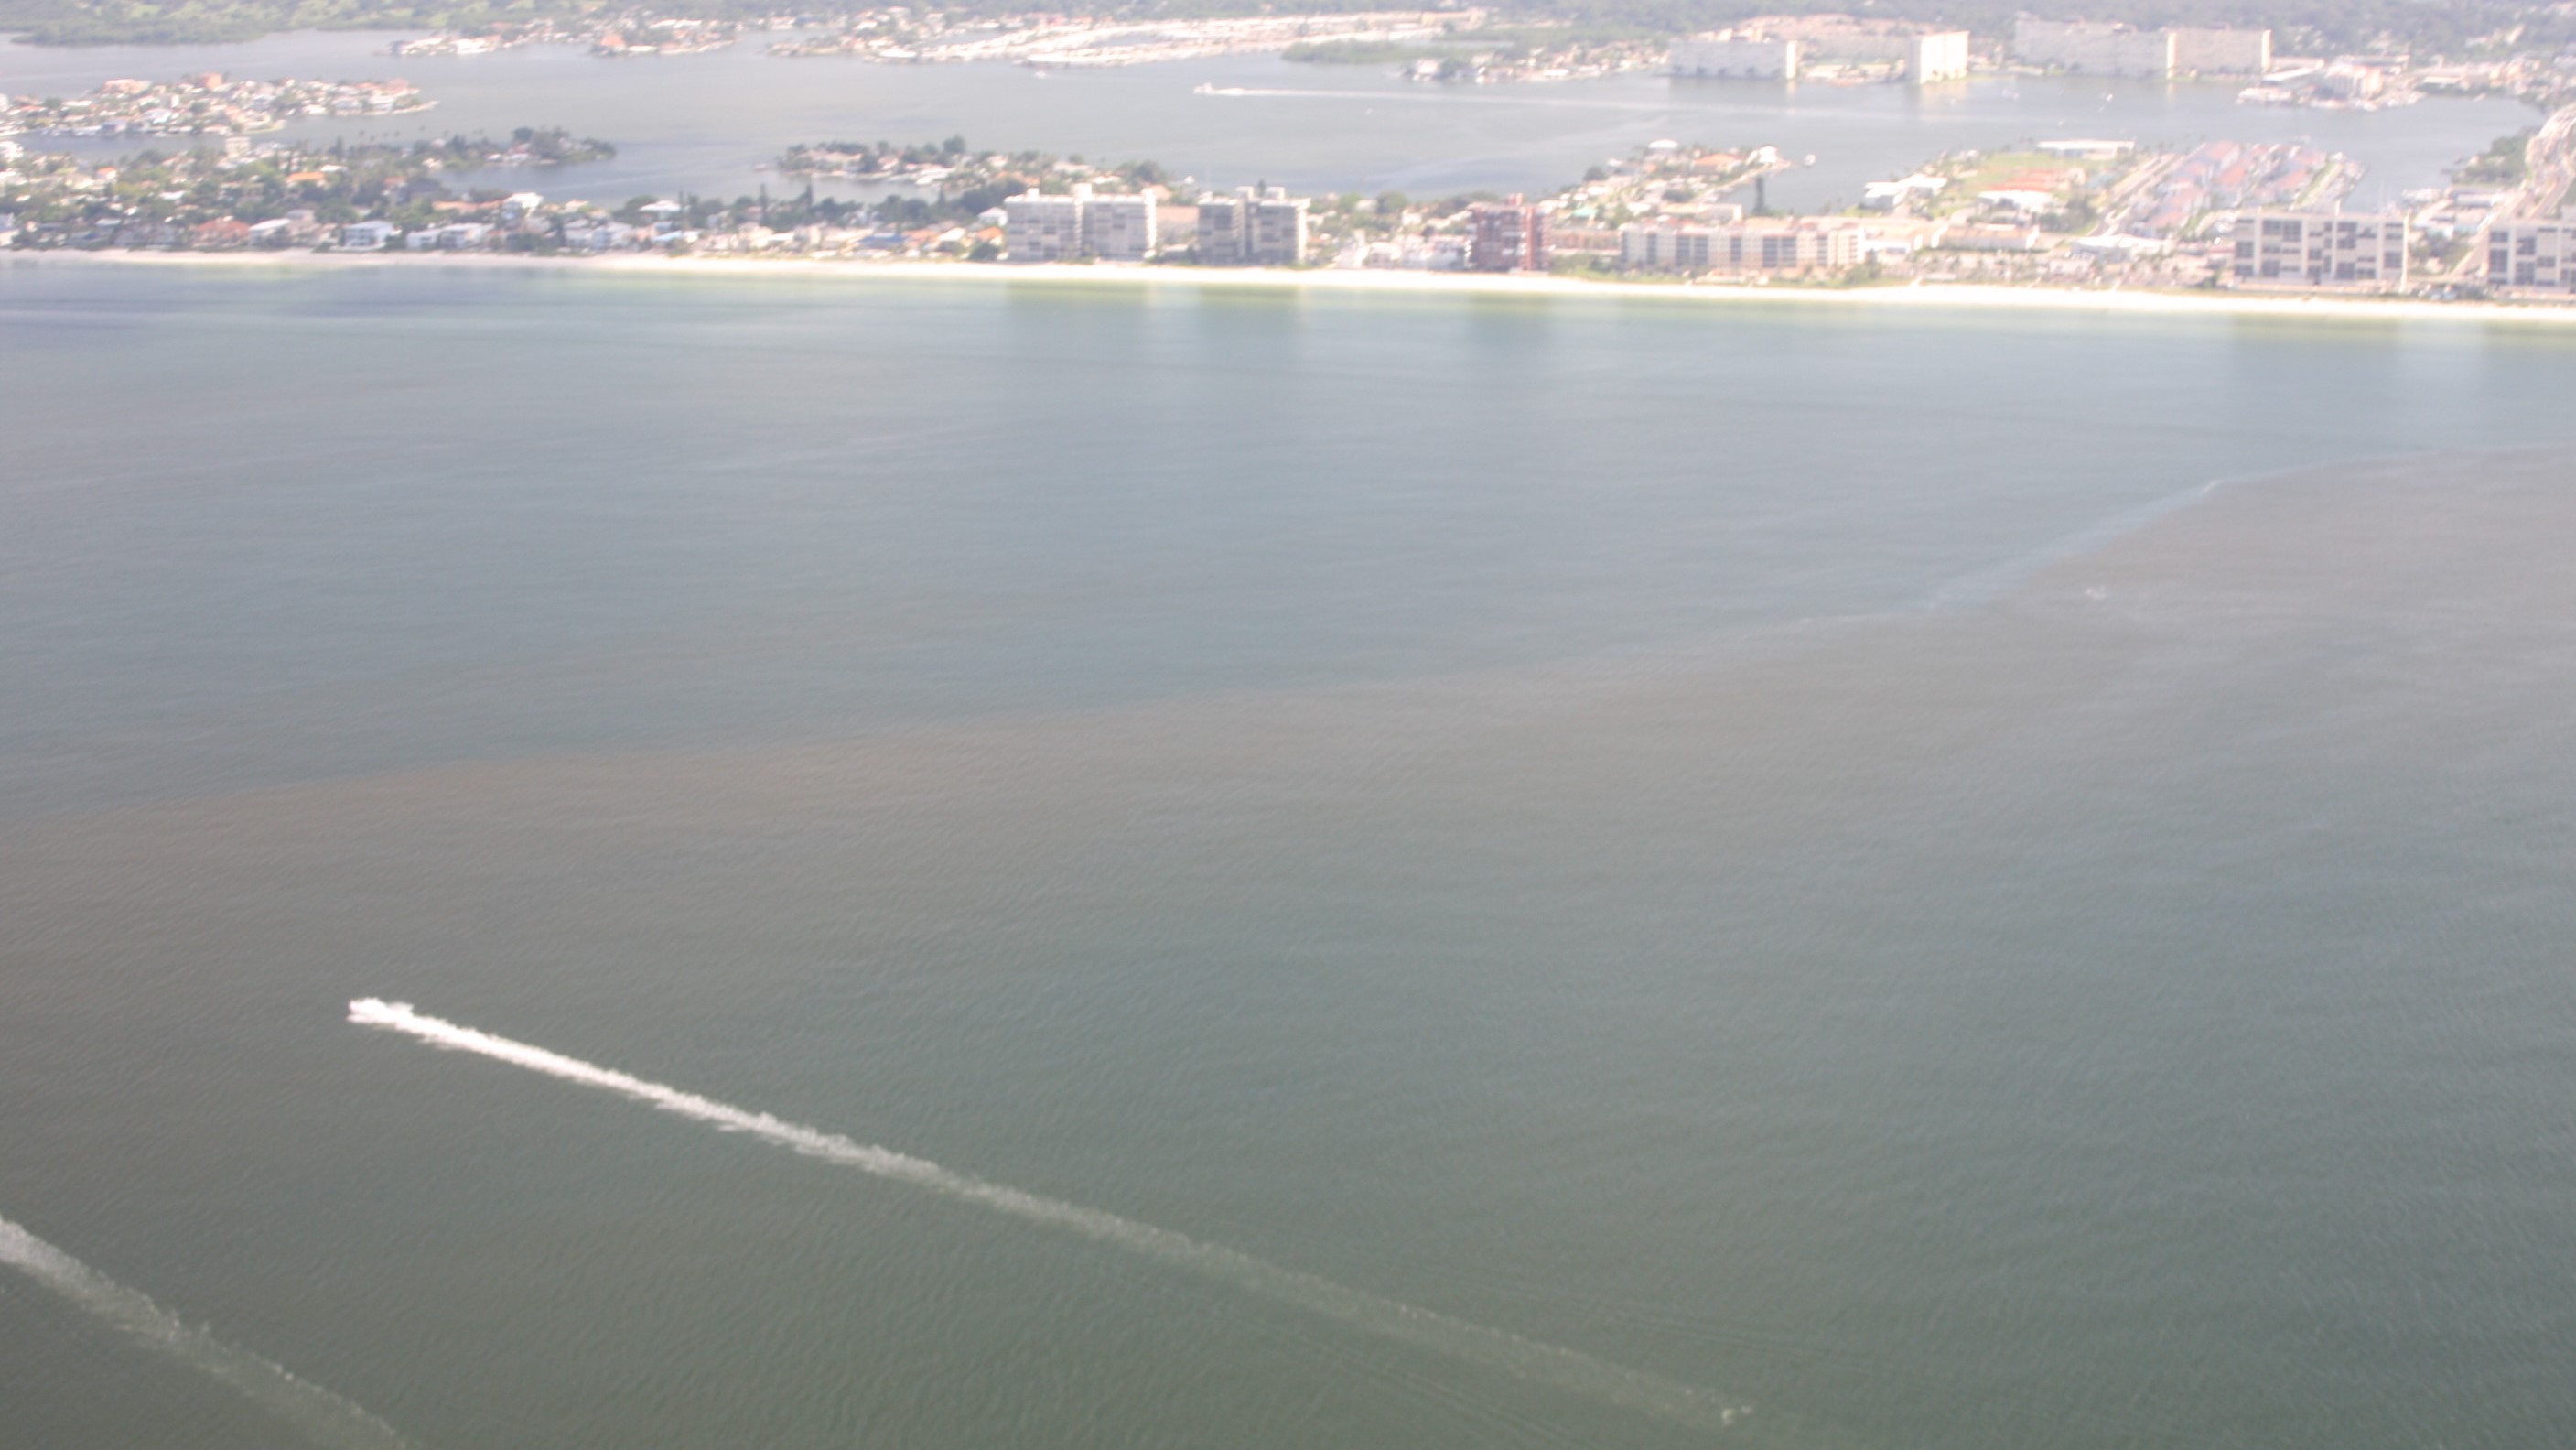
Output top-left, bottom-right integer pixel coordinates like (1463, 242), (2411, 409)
(2, 74), (429, 137)
(5, 10), (2575, 302)
(388, 14), (740, 57)
(343, 5), (2576, 101)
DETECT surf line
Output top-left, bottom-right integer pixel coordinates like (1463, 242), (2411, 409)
(0, 1212), (411, 1450)
(349, 999), (1762, 1441)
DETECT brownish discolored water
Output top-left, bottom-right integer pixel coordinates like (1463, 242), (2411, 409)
(5, 265), (2575, 1450)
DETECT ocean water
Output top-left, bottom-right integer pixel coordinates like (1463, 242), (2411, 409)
(4, 263), (2576, 1450)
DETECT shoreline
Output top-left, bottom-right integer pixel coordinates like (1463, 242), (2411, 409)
(11, 247), (2576, 326)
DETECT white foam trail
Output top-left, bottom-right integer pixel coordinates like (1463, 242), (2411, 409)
(0, 1212), (410, 1450)
(349, 999), (1781, 1442)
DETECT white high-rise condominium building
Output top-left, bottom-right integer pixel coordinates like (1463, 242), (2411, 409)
(1671, 35), (1800, 80)
(1910, 31), (1970, 82)
(2013, 19), (2269, 76)
(2172, 27), (2271, 75)
(2011, 19), (2175, 77)
(1005, 186), (1157, 263)
(1198, 186), (1310, 265)
(1080, 192), (1156, 263)
(1004, 192), (1084, 263)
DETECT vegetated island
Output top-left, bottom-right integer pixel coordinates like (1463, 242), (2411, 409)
(4, 75), (431, 137)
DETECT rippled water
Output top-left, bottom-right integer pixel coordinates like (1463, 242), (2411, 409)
(4, 265), (2574, 1449)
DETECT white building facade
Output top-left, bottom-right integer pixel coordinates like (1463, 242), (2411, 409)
(1080, 192), (1156, 262)
(1197, 186), (1310, 265)
(2233, 211), (2409, 290)
(1620, 219), (1863, 274)
(1003, 192), (1084, 262)
(1910, 31), (1971, 82)
(1004, 186), (1157, 263)
(2172, 27), (2271, 75)
(2488, 220), (2576, 294)
(1671, 35), (1800, 80)
(2014, 19), (2269, 77)
(2012, 20), (2176, 77)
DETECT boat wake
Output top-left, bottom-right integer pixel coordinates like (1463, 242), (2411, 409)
(348, 998), (1778, 1442)
(0, 1212), (410, 1450)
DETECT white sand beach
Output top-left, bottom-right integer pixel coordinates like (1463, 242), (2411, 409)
(13, 245), (2576, 327)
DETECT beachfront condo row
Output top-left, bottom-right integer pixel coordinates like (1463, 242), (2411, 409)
(1002, 185), (1311, 265)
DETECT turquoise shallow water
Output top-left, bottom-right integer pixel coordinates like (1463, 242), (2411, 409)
(4, 264), (2576, 1449)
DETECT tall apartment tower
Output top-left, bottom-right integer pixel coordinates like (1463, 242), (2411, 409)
(1910, 30), (1970, 82)
(1081, 192), (1156, 262)
(1670, 34), (1800, 80)
(1003, 191), (1083, 263)
(1004, 184), (1155, 263)
(2171, 27), (2271, 75)
(1469, 196), (1548, 273)
(2011, 19), (2176, 77)
(1196, 186), (1310, 265)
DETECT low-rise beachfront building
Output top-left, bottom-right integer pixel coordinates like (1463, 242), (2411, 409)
(1343, 234), (1471, 270)
(1861, 173), (1950, 211)
(340, 219), (397, 250)
(1724, 222), (1864, 273)
(1620, 218), (1714, 272)
(1935, 223), (2047, 253)
(2231, 211), (2409, 290)
(562, 219), (641, 252)
(1618, 218), (1867, 275)
(2488, 220), (2576, 294)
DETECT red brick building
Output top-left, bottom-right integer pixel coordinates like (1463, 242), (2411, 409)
(1469, 196), (1548, 273)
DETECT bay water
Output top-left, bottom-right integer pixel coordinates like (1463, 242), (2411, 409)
(4, 264), (2575, 1449)
(0, 34), (2542, 207)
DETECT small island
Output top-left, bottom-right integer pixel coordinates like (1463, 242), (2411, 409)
(5, 75), (431, 139)
(1, 128), (618, 250)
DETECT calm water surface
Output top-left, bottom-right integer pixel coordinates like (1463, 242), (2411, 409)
(3, 265), (2575, 1450)
(0, 32), (2544, 205)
